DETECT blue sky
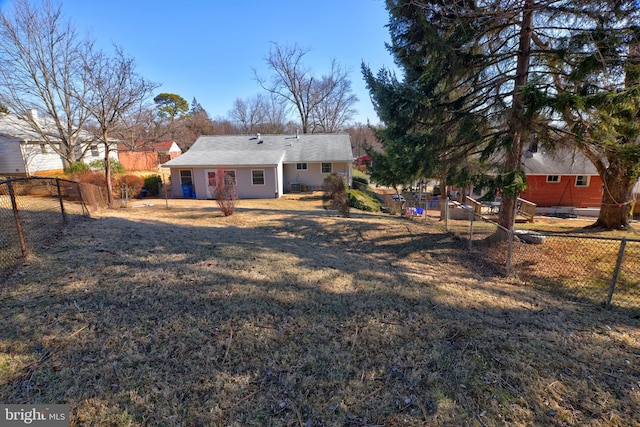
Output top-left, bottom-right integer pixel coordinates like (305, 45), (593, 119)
(1, 0), (396, 125)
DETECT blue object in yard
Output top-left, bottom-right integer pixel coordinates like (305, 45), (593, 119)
(140, 185), (147, 197)
(429, 196), (438, 209)
(415, 207), (424, 215)
(181, 183), (192, 198)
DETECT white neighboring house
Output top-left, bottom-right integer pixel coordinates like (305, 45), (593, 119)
(0, 110), (113, 177)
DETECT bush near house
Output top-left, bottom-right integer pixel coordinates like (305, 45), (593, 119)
(383, 193), (403, 215)
(213, 170), (238, 216)
(64, 161), (90, 174)
(118, 174), (144, 198)
(89, 158), (126, 175)
(72, 171), (109, 188)
(143, 175), (163, 196)
(323, 173), (350, 217)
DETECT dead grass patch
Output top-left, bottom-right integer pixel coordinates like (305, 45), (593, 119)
(1, 197), (639, 426)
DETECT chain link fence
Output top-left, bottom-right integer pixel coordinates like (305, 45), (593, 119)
(443, 203), (640, 309)
(0, 177), (106, 278)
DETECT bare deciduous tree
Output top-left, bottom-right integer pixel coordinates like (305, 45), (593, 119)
(111, 106), (159, 150)
(254, 43), (357, 134)
(0, 0), (94, 167)
(311, 68), (358, 133)
(261, 94), (289, 134)
(228, 93), (288, 134)
(85, 46), (158, 205)
(344, 123), (381, 159)
(229, 95), (266, 133)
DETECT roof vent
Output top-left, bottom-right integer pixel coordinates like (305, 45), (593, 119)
(296, 129), (299, 139)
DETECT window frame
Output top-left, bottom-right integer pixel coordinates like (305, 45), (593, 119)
(546, 175), (560, 183)
(296, 163), (308, 170)
(575, 175), (590, 187)
(90, 144), (99, 157)
(224, 170), (236, 186)
(179, 169), (193, 185)
(251, 169), (265, 186)
(321, 162), (333, 174)
(207, 171), (217, 187)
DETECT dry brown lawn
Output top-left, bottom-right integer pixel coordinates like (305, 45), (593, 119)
(1, 195), (639, 426)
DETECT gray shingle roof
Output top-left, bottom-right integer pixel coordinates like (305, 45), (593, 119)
(163, 133), (353, 167)
(522, 148), (598, 175)
(0, 112), (94, 142)
(0, 113), (53, 140)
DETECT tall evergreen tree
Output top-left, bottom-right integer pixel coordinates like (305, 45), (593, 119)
(547, 9), (640, 229)
(364, 0), (639, 230)
(189, 97), (204, 115)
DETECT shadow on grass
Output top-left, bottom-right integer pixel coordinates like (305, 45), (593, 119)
(1, 204), (639, 426)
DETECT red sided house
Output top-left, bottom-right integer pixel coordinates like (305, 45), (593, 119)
(519, 148), (602, 208)
(118, 141), (182, 171)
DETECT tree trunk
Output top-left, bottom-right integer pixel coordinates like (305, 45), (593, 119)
(498, 0), (534, 231)
(589, 158), (634, 229)
(590, 43), (640, 229)
(61, 157), (71, 171)
(103, 131), (114, 207)
(498, 147), (522, 229)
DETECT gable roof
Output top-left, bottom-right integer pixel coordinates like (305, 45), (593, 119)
(522, 148), (598, 176)
(118, 140), (181, 153)
(162, 134), (353, 168)
(154, 141), (181, 153)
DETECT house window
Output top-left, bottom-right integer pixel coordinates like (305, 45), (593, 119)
(208, 170), (236, 187)
(40, 143), (49, 154)
(546, 175), (560, 183)
(575, 175), (590, 187)
(296, 163), (307, 170)
(207, 171), (217, 188)
(252, 170), (265, 185)
(322, 162), (332, 174)
(180, 169), (192, 185)
(224, 170), (236, 186)
(90, 144), (99, 156)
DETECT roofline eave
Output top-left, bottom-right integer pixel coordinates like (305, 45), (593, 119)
(162, 163), (280, 169)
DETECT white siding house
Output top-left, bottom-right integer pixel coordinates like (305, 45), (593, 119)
(0, 111), (108, 177)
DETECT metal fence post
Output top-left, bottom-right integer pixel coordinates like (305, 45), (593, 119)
(506, 228), (514, 275)
(7, 180), (28, 257)
(444, 196), (449, 232)
(606, 237), (627, 307)
(55, 178), (67, 224)
(469, 209), (474, 249)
